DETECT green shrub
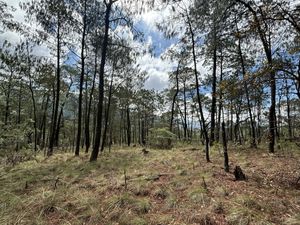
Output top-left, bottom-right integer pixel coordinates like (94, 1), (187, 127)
(148, 128), (176, 149)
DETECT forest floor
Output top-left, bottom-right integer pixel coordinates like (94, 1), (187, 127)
(0, 144), (300, 225)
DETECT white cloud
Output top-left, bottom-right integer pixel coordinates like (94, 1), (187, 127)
(32, 44), (50, 57)
(4, 0), (27, 22)
(139, 10), (164, 31)
(144, 71), (169, 91)
(137, 53), (176, 91)
(0, 31), (20, 44)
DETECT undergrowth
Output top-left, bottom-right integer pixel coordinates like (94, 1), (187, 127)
(0, 145), (299, 225)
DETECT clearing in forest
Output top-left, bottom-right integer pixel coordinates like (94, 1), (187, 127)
(0, 145), (300, 225)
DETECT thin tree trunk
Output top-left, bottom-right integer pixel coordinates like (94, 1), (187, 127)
(216, 52), (223, 142)
(183, 80), (188, 141)
(170, 62), (180, 132)
(101, 72), (114, 152)
(4, 69), (13, 126)
(41, 95), (49, 149)
(48, 15), (61, 156)
(222, 122), (229, 172)
(285, 80), (292, 139)
(277, 93), (282, 140)
(236, 24), (257, 148)
(55, 80), (73, 147)
(28, 70), (38, 152)
(85, 43), (98, 153)
(236, 0), (276, 153)
(126, 106), (131, 147)
(75, 0), (87, 156)
(210, 43), (217, 146)
(187, 16), (210, 162)
(17, 80), (22, 125)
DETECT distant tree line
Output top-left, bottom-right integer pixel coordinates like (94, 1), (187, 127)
(0, 0), (299, 163)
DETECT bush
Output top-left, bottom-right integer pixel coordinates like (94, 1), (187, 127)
(148, 128), (176, 149)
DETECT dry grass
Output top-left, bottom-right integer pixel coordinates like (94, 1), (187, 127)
(0, 144), (300, 225)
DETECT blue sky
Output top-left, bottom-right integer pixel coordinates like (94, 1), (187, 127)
(0, 0), (180, 91)
(135, 20), (177, 57)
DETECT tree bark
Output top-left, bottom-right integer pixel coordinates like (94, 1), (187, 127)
(236, 24), (257, 148)
(170, 62), (180, 132)
(216, 51), (223, 142)
(90, 1), (112, 161)
(235, 0), (276, 153)
(4, 69), (13, 126)
(210, 43), (217, 146)
(75, 0), (87, 156)
(187, 16), (210, 162)
(126, 106), (131, 147)
(40, 94), (49, 149)
(285, 80), (292, 139)
(222, 122), (229, 172)
(85, 42), (98, 153)
(54, 79), (73, 147)
(28, 67), (38, 152)
(101, 72), (114, 152)
(183, 80), (188, 141)
(48, 14), (61, 156)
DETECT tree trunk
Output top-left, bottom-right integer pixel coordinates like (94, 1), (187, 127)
(101, 72), (114, 152)
(48, 15), (61, 156)
(183, 80), (188, 141)
(236, 28), (257, 148)
(54, 80), (73, 147)
(210, 43), (217, 146)
(216, 51), (223, 143)
(222, 122), (229, 172)
(40, 95), (49, 149)
(29, 71), (38, 152)
(85, 42), (98, 153)
(4, 69), (13, 126)
(127, 106), (131, 147)
(170, 62), (180, 132)
(141, 119), (146, 146)
(277, 93), (282, 140)
(187, 16), (210, 162)
(90, 1), (112, 161)
(286, 80), (292, 139)
(236, 0), (276, 153)
(75, 0), (87, 156)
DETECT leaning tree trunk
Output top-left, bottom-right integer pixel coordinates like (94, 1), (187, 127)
(187, 16), (210, 162)
(236, 0), (276, 153)
(236, 27), (257, 148)
(54, 80), (73, 148)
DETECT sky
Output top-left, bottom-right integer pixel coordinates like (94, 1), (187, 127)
(0, 0), (180, 91)
(134, 12), (178, 91)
